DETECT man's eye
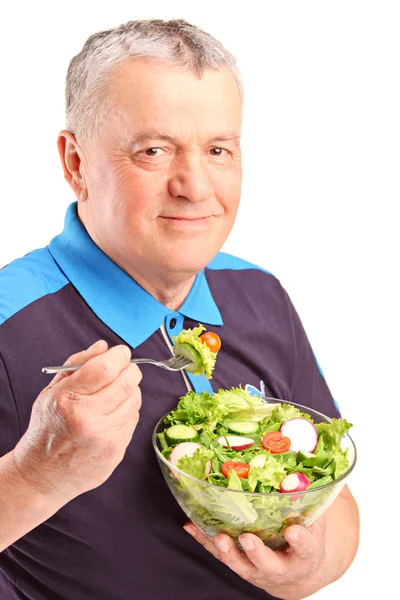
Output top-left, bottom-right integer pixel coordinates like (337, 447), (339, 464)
(144, 148), (163, 156)
(210, 148), (226, 157)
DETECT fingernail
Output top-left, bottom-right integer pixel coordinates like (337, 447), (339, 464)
(183, 525), (195, 537)
(286, 531), (299, 543)
(90, 340), (105, 349)
(215, 537), (230, 553)
(240, 536), (255, 551)
(122, 346), (131, 358)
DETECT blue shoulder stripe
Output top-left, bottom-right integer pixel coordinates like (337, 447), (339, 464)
(0, 248), (69, 326)
(207, 251), (272, 274)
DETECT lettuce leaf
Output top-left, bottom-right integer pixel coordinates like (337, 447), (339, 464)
(177, 447), (215, 480)
(248, 454), (287, 492)
(172, 324), (217, 378)
(213, 387), (268, 413)
(165, 391), (231, 433)
(178, 468), (258, 526)
(315, 418), (353, 453)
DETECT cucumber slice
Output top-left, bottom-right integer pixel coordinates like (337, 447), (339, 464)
(165, 424), (199, 444)
(173, 343), (203, 373)
(223, 420), (260, 436)
(296, 451), (316, 466)
(249, 453), (268, 469)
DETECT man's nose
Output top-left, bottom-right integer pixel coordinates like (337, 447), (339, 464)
(168, 154), (213, 203)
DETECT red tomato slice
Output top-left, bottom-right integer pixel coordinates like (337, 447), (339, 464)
(221, 461), (250, 479)
(199, 332), (221, 353)
(262, 432), (291, 454)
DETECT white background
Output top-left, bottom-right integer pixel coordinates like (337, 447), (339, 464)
(1, 1), (399, 597)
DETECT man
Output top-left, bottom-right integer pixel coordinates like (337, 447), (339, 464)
(0, 18), (359, 600)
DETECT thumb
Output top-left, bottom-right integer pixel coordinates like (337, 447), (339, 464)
(46, 340), (109, 389)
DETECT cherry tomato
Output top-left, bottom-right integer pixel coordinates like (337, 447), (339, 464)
(200, 331), (221, 353)
(262, 432), (291, 454)
(221, 461), (250, 479)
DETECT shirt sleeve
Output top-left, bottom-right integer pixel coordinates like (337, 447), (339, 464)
(282, 288), (341, 419)
(0, 352), (21, 457)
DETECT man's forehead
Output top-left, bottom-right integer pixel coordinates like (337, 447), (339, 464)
(109, 57), (241, 108)
(105, 58), (242, 145)
(112, 55), (234, 84)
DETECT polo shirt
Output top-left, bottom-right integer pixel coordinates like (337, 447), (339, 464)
(0, 202), (340, 600)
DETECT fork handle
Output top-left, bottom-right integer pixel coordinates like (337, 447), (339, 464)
(42, 358), (152, 375)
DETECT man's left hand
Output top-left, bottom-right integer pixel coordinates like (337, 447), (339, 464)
(184, 516), (328, 600)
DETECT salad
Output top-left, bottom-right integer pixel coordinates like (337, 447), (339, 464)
(155, 387), (354, 546)
(172, 324), (221, 379)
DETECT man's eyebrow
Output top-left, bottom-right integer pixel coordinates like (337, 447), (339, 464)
(208, 135), (241, 144)
(127, 132), (175, 149)
(124, 131), (241, 150)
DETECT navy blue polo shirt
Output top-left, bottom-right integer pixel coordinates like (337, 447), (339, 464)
(0, 203), (340, 600)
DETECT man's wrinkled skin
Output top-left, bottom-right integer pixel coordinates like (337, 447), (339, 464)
(12, 341), (142, 501)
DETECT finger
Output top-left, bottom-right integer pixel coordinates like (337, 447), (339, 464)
(284, 517), (326, 561)
(46, 340), (109, 389)
(184, 524), (258, 581)
(111, 394), (141, 434)
(238, 533), (286, 575)
(214, 533), (261, 581)
(183, 523), (222, 560)
(58, 344), (132, 396)
(96, 366), (142, 414)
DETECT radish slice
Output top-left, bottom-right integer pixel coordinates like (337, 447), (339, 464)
(280, 418), (318, 453)
(280, 472), (311, 493)
(216, 435), (255, 450)
(168, 442), (212, 479)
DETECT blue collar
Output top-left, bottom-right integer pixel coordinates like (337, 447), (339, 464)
(48, 203), (223, 349)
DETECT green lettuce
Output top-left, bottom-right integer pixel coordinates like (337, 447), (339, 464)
(165, 391), (231, 433)
(213, 387), (268, 413)
(172, 324), (217, 378)
(178, 468), (258, 527)
(248, 454), (287, 492)
(177, 447), (215, 480)
(315, 418), (353, 452)
(165, 387), (271, 434)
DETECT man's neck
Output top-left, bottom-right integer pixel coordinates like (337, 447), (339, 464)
(129, 270), (196, 311)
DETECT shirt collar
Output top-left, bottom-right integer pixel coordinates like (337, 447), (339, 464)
(48, 202), (223, 349)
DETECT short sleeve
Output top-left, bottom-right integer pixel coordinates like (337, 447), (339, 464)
(283, 290), (341, 419)
(0, 352), (21, 457)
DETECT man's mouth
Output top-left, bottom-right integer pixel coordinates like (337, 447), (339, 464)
(159, 216), (211, 221)
(158, 215), (214, 229)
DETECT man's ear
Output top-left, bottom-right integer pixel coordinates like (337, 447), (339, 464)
(57, 130), (88, 202)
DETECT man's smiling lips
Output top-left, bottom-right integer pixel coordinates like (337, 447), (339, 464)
(158, 215), (215, 229)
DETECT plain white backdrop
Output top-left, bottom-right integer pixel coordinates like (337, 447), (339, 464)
(1, 1), (399, 597)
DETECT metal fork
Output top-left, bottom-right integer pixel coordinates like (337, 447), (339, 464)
(42, 355), (192, 374)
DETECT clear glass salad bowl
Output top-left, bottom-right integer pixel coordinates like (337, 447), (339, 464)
(152, 398), (357, 550)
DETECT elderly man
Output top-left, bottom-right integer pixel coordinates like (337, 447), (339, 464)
(0, 19), (359, 600)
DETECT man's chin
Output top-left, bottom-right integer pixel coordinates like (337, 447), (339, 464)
(156, 248), (216, 277)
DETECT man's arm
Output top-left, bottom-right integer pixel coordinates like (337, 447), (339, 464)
(319, 485), (359, 588)
(0, 341), (142, 553)
(0, 451), (67, 552)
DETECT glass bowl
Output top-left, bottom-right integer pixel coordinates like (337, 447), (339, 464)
(152, 398), (357, 550)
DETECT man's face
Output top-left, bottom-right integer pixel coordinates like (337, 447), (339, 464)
(76, 58), (242, 281)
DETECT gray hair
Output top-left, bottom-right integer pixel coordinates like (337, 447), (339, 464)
(65, 18), (243, 138)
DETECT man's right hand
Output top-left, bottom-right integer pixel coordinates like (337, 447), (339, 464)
(11, 340), (142, 501)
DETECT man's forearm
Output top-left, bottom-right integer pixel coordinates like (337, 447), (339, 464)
(0, 451), (66, 552)
(322, 485), (360, 586)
